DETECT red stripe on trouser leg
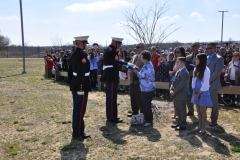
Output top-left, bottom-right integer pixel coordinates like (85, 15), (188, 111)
(111, 82), (114, 120)
(78, 92), (85, 136)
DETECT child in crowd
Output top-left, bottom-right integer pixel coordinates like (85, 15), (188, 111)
(170, 57), (190, 130)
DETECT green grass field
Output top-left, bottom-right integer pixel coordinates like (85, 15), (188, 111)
(0, 58), (240, 159)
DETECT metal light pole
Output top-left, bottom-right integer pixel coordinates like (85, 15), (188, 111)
(218, 11), (228, 45)
(19, 0), (27, 74)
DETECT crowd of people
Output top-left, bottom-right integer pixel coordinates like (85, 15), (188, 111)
(44, 36), (240, 140)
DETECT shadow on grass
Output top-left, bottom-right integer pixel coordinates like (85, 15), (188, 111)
(0, 73), (22, 79)
(199, 132), (231, 156)
(100, 121), (127, 145)
(60, 140), (88, 160)
(128, 125), (161, 142)
(207, 125), (240, 150)
(220, 105), (240, 112)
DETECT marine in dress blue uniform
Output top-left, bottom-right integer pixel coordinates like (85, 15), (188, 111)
(69, 36), (91, 140)
(101, 37), (126, 123)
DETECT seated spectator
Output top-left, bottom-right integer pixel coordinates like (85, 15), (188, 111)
(224, 52), (240, 106)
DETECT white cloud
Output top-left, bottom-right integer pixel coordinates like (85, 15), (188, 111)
(158, 16), (174, 22)
(173, 15), (181, 19)
(0, 15), (19, 21)
(190, 12), (205, 21)
(64, 0), (134, 12)
(190, 12), (201, 18)
(232, 14), (240, 18)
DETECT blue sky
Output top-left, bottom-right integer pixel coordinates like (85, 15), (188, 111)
(0, 0), (239, 46)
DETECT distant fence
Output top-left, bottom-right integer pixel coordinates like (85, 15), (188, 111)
(0, 46), (73, 58)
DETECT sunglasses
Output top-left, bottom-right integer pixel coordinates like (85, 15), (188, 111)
(136, 46), (140, 49)
(206, 48), (212, 50)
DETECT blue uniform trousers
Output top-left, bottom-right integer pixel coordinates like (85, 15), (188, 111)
(72, 91), (88, 138)
(105, 82), (118, 120)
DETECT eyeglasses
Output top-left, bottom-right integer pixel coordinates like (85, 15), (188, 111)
(233, 55), (239, 57)
(191, 46), (196, 47)
(206, 48), (212, 50)
(175, 51), (180, 53)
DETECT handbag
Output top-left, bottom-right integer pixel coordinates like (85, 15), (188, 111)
(130, 113), (144, 125)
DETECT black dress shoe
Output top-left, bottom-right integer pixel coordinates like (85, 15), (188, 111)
(175, 126), (186, 130)
(107, 119), (123, 123)
(171, 124), (179, 128)
(83, 133), (91, 139)
(127, 113), (132, 117)
(186, 112), (194, 116)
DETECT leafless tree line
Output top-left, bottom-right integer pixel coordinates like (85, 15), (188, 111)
(122, 1), (180, 48)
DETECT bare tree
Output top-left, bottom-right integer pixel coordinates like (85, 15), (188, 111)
(122, 1), (180, 47)
(51, 34), (62, 48)
(0, 31), (11, 47)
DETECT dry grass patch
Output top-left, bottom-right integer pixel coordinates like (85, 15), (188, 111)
(0, 58), (240, 159)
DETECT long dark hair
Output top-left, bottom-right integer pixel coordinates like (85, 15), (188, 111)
(174, 46), (186, 60)
(194, 53), (207, 81)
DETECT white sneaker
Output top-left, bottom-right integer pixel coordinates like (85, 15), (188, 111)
(143, 122), (151, 127)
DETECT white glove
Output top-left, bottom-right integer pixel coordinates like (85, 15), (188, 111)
(77, 91), (84, 95)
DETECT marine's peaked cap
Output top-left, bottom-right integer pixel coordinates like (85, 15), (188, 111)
(112, 37), (124, 43)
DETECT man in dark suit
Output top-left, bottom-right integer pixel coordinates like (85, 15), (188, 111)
(206, 42), (224, 126)
(170, 57), (190, 130)
(101, 37), (125, 123)
(128, 43), (144, 116)
(69, 36), (91, 140)
(186, 42), (200, 116)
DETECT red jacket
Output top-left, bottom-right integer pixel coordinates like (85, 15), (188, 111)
(151, 54), (161, 72)
(46, 57), (55, 69)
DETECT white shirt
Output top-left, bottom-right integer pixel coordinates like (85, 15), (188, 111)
(192, 67), (210, 91)
(230, 61), (239, 80)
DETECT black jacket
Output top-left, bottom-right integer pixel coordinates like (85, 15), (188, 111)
(69, 47), (91, 92)
(101, 45), (124, 83)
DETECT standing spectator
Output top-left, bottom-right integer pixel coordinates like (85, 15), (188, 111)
(186, 42), (200, 116)
(170, 57), (190, 130)
(88, 49), (98, 89)
(224, 52), (240, 106)
(97, 53), (104, 75)
(123, 50), (131, 62)
(128, 43), (144, 116)
(46, 54), (54, 78)
(133, 50), (155, 126)
(157, 54), (170, 98)
(161, 47), (169, 54)
(191, 53), (212, 133)
(225, 55), (232, 66)
(206, 42), (224, 126)
(150, 46), (161, 96)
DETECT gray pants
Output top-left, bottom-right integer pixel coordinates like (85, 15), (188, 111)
(174, 100), (187, 128)
(210, 89), (219, 121)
